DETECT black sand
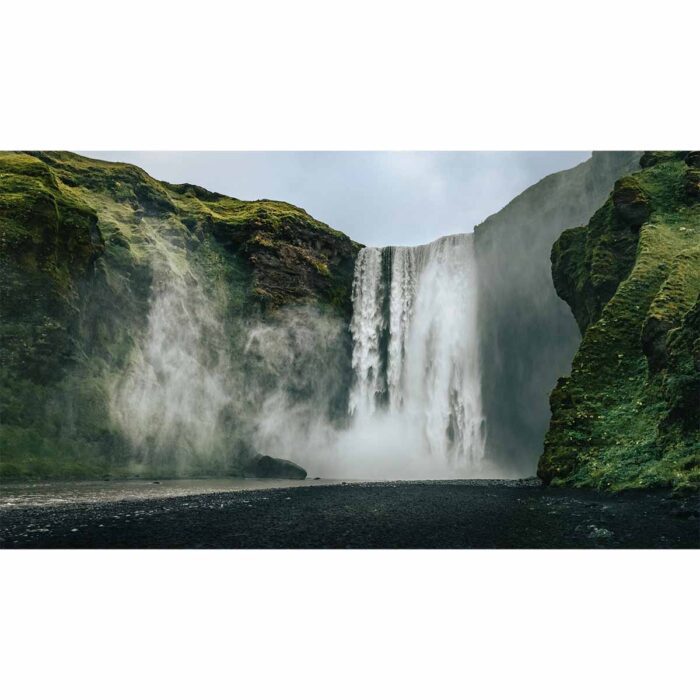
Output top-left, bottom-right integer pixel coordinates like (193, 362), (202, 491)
(1, 479), (698, 549)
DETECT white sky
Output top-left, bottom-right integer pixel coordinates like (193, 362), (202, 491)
(80, 151), (590, 247)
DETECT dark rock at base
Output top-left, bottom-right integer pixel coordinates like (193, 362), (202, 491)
(243, 454), (307, 480)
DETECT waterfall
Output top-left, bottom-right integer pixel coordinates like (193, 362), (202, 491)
(105, 222), (486, 480)
(347, 234), (485, 476)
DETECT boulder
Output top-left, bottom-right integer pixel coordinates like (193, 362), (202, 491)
(243, 453), (307, 480)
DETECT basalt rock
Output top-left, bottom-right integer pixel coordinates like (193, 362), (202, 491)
(243, 454), (307, 480)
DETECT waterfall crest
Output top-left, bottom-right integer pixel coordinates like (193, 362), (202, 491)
(347, 234), (485, 475)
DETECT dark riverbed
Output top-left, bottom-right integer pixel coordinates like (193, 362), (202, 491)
(0, 479), (697, 549)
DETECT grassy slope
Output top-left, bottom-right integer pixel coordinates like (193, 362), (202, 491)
(539, 152), (700, 491)
(0, 151), (360, 479)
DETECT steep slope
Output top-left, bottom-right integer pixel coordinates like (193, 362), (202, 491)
(0, 151), (360, 479)
(474, 152), (642, 473)
(539, 152), (700, 490)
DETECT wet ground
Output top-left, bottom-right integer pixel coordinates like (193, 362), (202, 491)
(0, 476), (335, 509)
(1, 478), (698, 548)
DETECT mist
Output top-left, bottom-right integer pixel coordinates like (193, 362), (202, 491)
(108, 220), (236, 473)
(106, 222), (492, 480)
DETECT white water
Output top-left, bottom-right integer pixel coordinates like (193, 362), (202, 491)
(345, 234), (485, 476)
(256, 234), (487, 479)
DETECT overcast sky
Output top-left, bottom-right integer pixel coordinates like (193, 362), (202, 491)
(80, 152), (590, 247)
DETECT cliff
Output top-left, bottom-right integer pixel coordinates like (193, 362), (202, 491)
(0, 151), (360, 479)
(4, 149), (696, 489)
(473, 152), (642, 473)
(539, 152), (699, 490)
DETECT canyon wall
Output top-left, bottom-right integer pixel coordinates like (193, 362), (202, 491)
(539, 152), (699, 490)
(473, 152), (642, 474)
(0, 151), (360, 478)
(4, 149), (695, 490)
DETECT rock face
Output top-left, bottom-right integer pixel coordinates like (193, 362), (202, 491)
(539, 152), (700, 490)
(0, 151), (360, 479)
(612, 176), (651, 227)
(0, 153), (105, 385)
(473, 152), (642, 474)
(243, 454), (307, 480)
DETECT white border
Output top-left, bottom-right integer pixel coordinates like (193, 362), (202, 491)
(1, 1), (698, 697)
(1, 551), (698, 699)
(1, 1), (698, 149)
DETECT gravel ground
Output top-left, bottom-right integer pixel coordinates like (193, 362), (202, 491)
(1, 479), (698, 549)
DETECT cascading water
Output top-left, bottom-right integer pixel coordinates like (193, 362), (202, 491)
(251, 233), (487, 479)
(106, 220), (486, 480)
(346, 234), (485, 476)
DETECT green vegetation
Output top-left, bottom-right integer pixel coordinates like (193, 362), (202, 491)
(0, 151), (360, 480)
(473, 151), (642, 471)
(539, 152), (700, 491)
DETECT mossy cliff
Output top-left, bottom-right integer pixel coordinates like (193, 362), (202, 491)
(539, 152), (700, 490)
(474, 152), (642, 473)
(0, 151), (360, 479)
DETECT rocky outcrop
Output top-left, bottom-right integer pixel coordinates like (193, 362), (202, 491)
(551, 173), (645, 335)
(200, 199), (360, 317)
(611, 176), (651, 227)
(242, 454), (307, 480)
(539, 152), (700, 491)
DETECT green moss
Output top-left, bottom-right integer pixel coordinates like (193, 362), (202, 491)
(1, 150), (360, 480)
(540, 152), (700, 491)
(313, 260), (330, 276)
